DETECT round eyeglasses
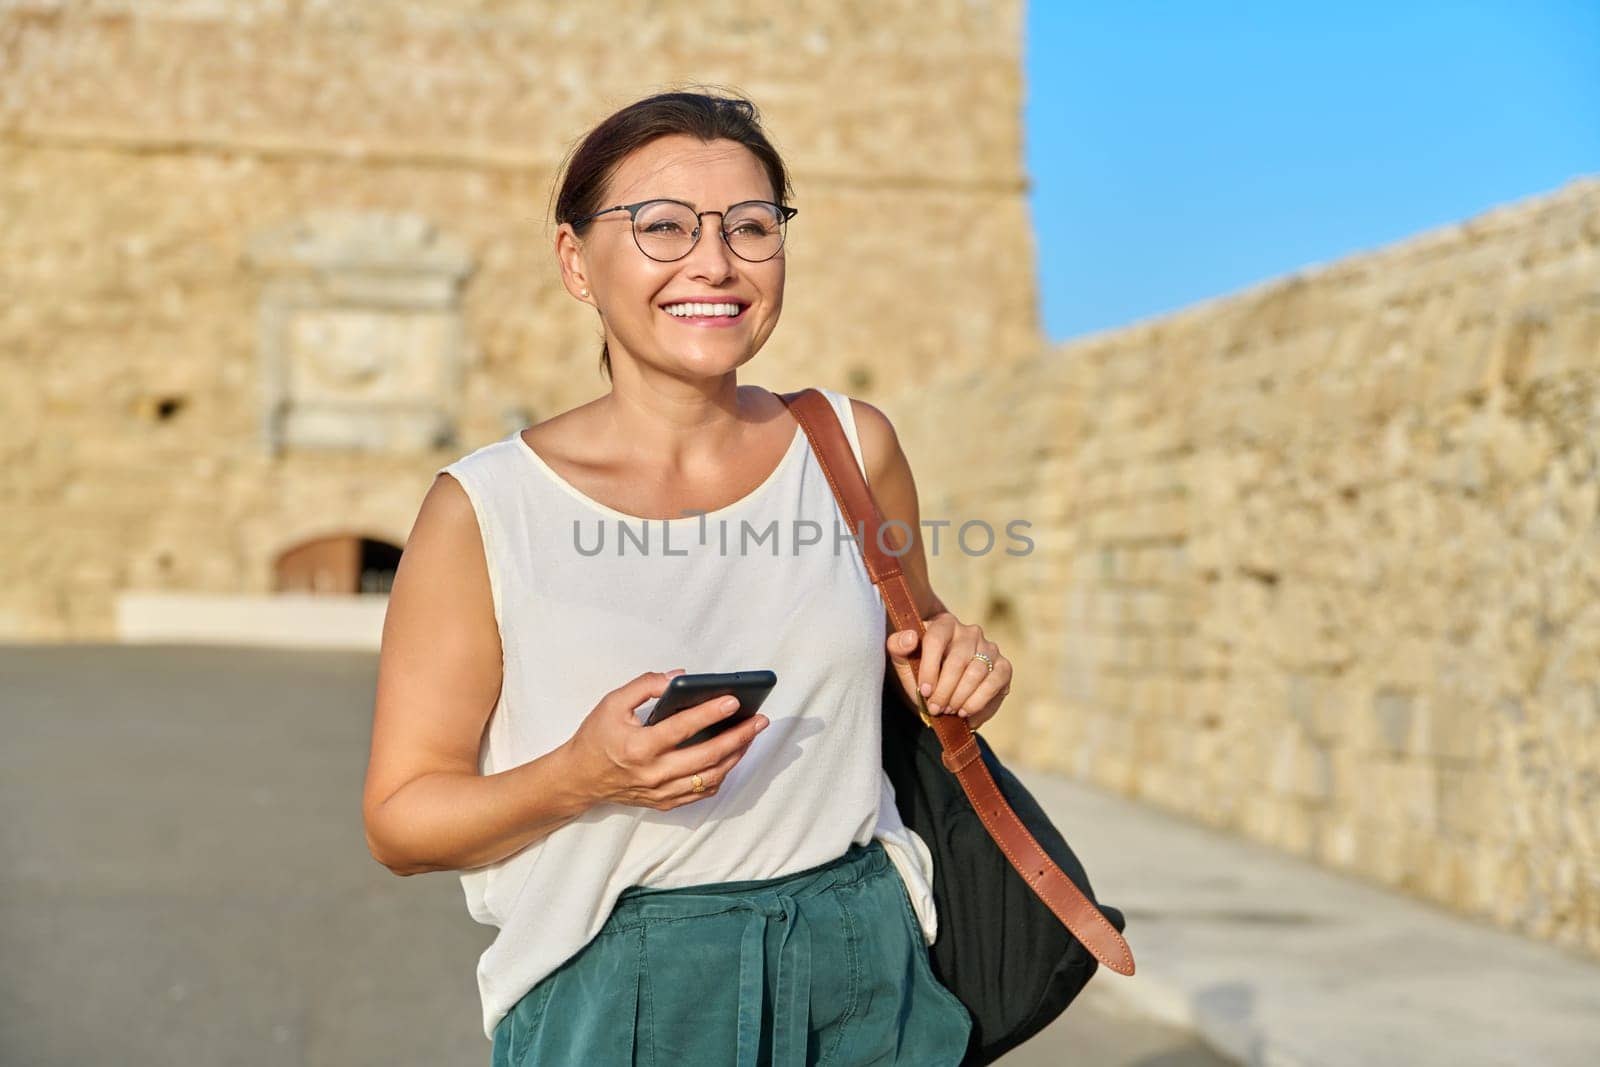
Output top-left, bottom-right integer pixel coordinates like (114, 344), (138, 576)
(568, 198), (798, 263)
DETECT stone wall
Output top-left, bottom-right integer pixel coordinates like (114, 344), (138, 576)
(885, 177), (1600, 958)
(0, 0), (1034, 637)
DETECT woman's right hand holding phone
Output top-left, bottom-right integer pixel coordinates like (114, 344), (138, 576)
(563, 669), (769, 811)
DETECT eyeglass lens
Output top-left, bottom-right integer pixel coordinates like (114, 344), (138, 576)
(633, 201), (786, 262)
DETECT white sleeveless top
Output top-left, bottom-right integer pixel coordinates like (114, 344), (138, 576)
(436, 386), (939, 1041)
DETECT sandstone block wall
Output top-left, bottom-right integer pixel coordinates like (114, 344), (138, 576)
(0, 0), (1034, 638)
(886, 177), (1600, 957)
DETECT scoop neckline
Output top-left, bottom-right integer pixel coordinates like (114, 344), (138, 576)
(511, 418), (808, 525)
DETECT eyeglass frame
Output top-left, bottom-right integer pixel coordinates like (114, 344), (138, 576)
(567, 197), (799, 263)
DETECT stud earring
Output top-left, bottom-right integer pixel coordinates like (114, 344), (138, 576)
(580, 288), (589, 297)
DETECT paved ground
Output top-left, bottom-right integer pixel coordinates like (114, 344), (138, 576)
(0, 645), (1229, 1066)
(1010, 770), (1600, 1067)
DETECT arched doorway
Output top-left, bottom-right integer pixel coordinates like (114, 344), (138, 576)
(274, 535), (402, 594)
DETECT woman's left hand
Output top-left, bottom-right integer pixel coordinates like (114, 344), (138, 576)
(886, 611), (1013, 731)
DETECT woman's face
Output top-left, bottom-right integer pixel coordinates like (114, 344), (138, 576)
(557, 134), (787, 381)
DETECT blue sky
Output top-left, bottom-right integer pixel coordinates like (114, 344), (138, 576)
(1025, 2), (1600, 342)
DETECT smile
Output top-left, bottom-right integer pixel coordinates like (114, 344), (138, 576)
(659, 301), (750, 327)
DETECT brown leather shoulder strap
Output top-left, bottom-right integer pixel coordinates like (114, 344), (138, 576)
(780, 387), (1135, 977)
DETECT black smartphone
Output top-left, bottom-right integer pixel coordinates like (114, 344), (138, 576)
(640, 670), (778, 748)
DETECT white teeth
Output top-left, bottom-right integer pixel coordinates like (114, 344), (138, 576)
(662, 302), (742, 317)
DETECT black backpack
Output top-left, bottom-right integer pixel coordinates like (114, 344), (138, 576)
(882, 670), (1130, 1063)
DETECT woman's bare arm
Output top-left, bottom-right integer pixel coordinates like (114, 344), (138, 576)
(849, 398), (948, 622)
(853, 396), (1015, 724)
(361, 473), (595, 876)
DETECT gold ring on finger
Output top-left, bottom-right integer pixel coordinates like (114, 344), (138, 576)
(690, 773), (706, 793)
(972, 651), (995, 673)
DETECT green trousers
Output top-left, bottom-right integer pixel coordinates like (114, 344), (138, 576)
(490, 839), (972, 1066)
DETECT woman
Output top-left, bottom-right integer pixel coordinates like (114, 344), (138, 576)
(362, 89), (1014, 1066)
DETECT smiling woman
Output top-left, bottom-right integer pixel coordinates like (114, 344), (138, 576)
(552, 94), (797, 381)
(364, 87), (1010, 1067)
(558, 131), (788, 382)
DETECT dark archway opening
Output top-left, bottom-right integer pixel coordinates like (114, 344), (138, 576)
(357, 539), (402, 594)
(274, 535), (402, 594)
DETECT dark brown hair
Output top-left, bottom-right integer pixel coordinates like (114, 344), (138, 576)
(551, 87), (795, 381)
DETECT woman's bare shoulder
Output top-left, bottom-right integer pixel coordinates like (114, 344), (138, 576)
(845, 395), (904, 488)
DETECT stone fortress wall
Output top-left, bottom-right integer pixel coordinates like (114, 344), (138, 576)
(892, 178), (1600, 959)
(4, 2), (1597, 959)
(1, 0), (1035, 635)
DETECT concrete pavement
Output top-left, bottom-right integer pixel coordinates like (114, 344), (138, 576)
(0, 644), (1226, 1066)
(15, 642), (1595, 1066)
(1012, 767), (1600, 1066)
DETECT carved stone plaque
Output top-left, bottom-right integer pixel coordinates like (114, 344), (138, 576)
(246, 212), (475, 453)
